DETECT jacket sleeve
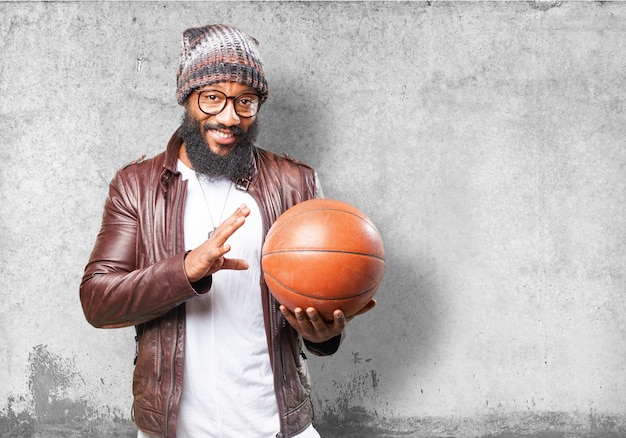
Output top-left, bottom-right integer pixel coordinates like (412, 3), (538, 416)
(303, 334), (343, 356)
(80, 168), (206, 329)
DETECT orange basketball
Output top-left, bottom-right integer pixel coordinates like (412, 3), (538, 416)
(261, 198), (385, 320)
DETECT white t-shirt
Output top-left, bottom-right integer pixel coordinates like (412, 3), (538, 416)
(138, 161), (319, 438)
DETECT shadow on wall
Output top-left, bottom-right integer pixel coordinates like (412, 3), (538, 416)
(314, 247), (447, 437)
(262, 71), (450, 435)
(256, 64), (334, 163)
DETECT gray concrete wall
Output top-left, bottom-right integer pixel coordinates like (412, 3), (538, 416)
(1, 1), (625, 437)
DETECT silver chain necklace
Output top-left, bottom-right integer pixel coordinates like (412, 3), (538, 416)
(195, 172), (234, 238)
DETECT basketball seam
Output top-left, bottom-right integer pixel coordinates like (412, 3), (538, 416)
(262, 249), (385, 261)
(265, 207), (381, 240)
(263, 271), (382, 300)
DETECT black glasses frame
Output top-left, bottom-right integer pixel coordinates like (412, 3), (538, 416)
(196, 89), (261, 118)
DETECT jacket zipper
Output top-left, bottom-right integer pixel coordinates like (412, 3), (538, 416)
(158, 348), (163, 382)
(164, 176), (185, 438)
(253, 184), (288, 434)
(252, 183), (285, 384)
(165, 317), (178, 438)
(274, 302), (286, 382)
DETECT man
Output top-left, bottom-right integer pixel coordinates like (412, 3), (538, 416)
(80, 24), (375, 438)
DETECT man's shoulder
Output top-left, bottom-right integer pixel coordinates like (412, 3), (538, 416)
(253, 148), (317, 200)
(255, 147), (314, 172)
(119, 150), (167, 172)
(111, 150), (169, 191)
(113, 151), (169, 182)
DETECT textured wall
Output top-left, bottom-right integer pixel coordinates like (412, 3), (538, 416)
(1, 2), (625, 437)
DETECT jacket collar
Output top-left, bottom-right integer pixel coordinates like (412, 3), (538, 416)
(164, 128), (184, 173)
(157, 129), (184, 194)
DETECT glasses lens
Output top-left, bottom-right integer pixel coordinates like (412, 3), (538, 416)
(198, 90), (260, 118)
(198, 91), (227, 115)
(234, 94), (260, 117)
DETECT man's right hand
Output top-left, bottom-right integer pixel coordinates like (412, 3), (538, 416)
(183, 204), (251, 283)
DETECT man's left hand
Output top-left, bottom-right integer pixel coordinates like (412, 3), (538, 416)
(280, 299), (377, 344)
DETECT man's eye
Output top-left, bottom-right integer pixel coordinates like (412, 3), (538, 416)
(237, 96), (257, 106)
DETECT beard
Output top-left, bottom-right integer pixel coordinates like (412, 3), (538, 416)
(179, 111), (258, 181)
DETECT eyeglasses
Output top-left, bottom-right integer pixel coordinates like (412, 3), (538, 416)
(196, 89), (261, 118)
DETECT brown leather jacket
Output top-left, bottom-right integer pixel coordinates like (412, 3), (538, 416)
(80, 131), (341, 438)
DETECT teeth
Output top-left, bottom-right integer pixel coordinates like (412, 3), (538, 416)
(215, 130), (234, 139)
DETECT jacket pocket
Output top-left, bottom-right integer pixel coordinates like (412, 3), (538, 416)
(294, 340), (312, 395)
(132, 321), (163, 413)
(282, 330), (312, 410)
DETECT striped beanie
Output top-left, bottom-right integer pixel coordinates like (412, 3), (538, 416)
(176, 24), (268, 105)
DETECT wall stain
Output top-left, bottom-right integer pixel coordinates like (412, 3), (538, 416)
(0, 395), (35, 438)
(528, 1), (562, 11)
(316, 409), (626, 438)
(28, 344), (88, 423)
(315, 355), (626, 437)
(315, 355), (384, 431)
(1, 345), (135, 437)
(3, 345), (626, 436)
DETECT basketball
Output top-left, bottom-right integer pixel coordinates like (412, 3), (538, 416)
(261, 198), (385, 320)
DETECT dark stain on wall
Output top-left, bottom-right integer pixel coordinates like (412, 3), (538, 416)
(1, 345), (135, 437)
(528, 1), (562, 11)
(316, 405), (626, 438)
(0, 394), (35, 438)
(28, 344), (88, 423)
(313, 358), (626, 437)
(315, 360), (384, 431)
(3, 345), (626, 437)
(316, 411), (626, 438)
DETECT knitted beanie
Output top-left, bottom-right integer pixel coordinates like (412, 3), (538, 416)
(176, 24), (268, 105)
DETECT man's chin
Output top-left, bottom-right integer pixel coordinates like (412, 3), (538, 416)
(205, 133), (241, 156)
(210, 144), (237, 157)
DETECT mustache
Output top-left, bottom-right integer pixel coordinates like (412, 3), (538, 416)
(203, 123), (245, 137)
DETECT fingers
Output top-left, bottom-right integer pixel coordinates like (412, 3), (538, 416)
(205, 205), (250, 271)
(210, 204), (250, 246)
(307, 308), (345, 333)
(280, 305), (345, 343)
(280, 300), (377, 343)
(184, 204), (250, 282)
(280, 305), (299, 328)
(220, 257), (249, 271)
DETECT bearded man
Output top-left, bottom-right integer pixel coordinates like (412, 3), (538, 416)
(80, 24), (374, 438)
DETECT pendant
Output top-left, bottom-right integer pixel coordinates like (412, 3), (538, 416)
(208, 228), (216, 238)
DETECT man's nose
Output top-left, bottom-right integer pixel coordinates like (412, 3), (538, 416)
(214, 99), (241, 126)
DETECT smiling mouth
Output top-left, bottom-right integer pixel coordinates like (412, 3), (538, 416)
(214, 129), (236, 139)
(204, 123), (245, 137)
